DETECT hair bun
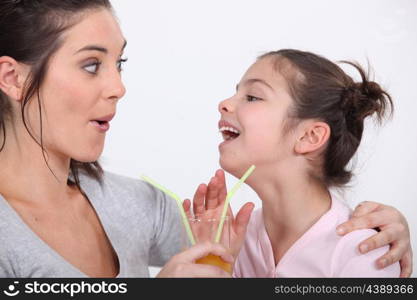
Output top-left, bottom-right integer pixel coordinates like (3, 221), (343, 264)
(341, 79), (391, 125)
(362, 80), (384, 101)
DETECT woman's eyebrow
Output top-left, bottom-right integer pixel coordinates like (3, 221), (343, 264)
(75, 40), (127, 55)
(75, 45), (108, 54)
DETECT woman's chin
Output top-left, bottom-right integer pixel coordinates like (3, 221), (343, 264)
(72, 151), (102, 163)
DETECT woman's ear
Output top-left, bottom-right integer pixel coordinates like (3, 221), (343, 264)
(0, 56), (28, 101)
(294, 120), (331, 155)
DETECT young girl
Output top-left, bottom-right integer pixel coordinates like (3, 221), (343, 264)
(187, 49), (405, 277)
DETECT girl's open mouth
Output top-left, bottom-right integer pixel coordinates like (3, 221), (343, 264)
(220, 126), (240, 141)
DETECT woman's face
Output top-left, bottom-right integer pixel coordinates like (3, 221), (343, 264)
(217, 57), (297, 178)
(26, 8), (126, 163)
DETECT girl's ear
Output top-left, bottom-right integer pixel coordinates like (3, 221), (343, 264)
(294, 120), (331, 155)
(0, 56), (29, 102)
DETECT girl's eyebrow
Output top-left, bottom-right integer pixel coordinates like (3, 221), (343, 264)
(236, 78), (275, 92)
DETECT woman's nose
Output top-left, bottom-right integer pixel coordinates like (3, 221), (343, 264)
(106, 72), (126, 102)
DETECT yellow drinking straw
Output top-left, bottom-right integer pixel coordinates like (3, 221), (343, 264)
(214, 165), (256, 243)
(141, 175), (196, 245)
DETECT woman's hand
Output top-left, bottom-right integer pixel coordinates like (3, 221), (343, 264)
(156, 242), (234, 278)
(183, 169), (254, 258)
(336, 201), (412, 277)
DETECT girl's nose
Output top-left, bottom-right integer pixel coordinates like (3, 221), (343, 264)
(218, 97), (234, 114)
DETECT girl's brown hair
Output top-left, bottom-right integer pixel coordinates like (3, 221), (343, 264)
(260, 49), (393, 186)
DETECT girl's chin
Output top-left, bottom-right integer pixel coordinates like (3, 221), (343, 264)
(219, 157), (246, 179)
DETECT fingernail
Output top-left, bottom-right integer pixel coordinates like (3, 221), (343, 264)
(359, 244), (368, 253)
(378, 259), (387, 268)
(336, 227), (345, 235)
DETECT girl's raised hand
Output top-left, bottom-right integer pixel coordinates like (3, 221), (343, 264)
(183, 169), (254, 258)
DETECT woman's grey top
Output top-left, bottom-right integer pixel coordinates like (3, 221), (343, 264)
(0, 171), (183, 277)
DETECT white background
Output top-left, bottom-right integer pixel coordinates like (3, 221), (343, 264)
(106, 0), (416, 277)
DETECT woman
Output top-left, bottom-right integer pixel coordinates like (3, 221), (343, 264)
(0, 0), (412, 277)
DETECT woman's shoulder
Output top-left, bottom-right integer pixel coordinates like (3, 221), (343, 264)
(79, 170), (163, 203)
(78, 170), (180, 235)
(77, 170), (176, 224)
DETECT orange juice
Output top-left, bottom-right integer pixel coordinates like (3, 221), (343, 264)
(196, 254), (232, 274)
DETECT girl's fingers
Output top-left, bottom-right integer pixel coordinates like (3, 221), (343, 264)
(214, 169), (233, 218)
(233, 202), (255, 238)
(216, 169), (227, 205)
(227, 204), (234, 221)
(205, 177), (220, 209)
(193, 184), (207, 216)
(183, 199), (193, 219)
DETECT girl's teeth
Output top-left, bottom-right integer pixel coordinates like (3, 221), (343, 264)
(219, 126), (240, 134)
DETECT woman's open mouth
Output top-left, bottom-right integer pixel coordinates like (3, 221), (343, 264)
(90, 120), (110, 132)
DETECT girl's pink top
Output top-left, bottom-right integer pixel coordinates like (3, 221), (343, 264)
(234, 197), (400, 277)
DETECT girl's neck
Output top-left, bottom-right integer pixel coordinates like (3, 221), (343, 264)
(250, 170), (331, 265)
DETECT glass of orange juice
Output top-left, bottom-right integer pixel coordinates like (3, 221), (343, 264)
(187, 216), (232, 274)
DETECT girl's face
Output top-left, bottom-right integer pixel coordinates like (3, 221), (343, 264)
(218, 57), (296, 177)
(25, 8), (126, 163)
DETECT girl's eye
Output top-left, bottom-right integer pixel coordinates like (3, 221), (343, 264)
(117, 58), (128, 72)
(246, 95), (262, 102)
(83, 61), (101, 74)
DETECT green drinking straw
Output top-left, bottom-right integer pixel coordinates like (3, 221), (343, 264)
(214, 165), (256, 243)
(141, 175), (196, 245)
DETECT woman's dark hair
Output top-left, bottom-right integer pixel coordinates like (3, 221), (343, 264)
(259, 49), (393, 187)
(0, 0), (113, 189)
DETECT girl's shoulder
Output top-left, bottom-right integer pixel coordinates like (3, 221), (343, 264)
(331, 224), (400, 277)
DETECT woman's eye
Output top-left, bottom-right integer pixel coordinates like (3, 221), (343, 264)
(83, 62), (101, 74)
(117, 58), (128, 72)
(246, 95), (262, 102)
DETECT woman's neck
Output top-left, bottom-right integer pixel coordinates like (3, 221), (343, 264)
(249, 168), (331, 265)
(0, 125), (72, 206)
